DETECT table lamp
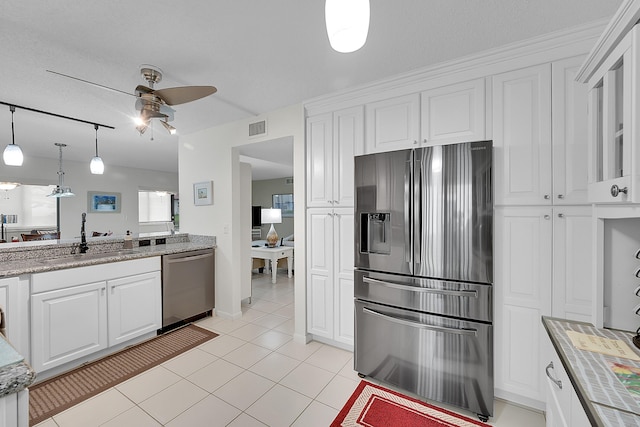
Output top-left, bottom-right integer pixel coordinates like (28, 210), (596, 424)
(261, 208), (282, 247)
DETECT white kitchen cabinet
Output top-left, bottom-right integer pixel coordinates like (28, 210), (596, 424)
(493, 64), (553, 206)
(495, 205), (594, 408)
(584, 25), (640, 203)
(107, 271), (161, 346)
(306, 107), (362, 208)
(543, 332), (590, 427)
(552, 56), (590, 205)
(0, 389), (28, 427)
(494, 207), (552, 407)
(551, 206), (593, 322)
(493, 59), (589, 206)
(365, 93), (420, 153)
(31, 281), (108, 372)
(306, 208), (354, 347)
(31, 257), (161, 372)
(0, 276), (29, 357)
(420, 78), (486, 145)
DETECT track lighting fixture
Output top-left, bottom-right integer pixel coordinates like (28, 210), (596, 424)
(90, 124), (104, 174)
(3, 106), (24, 166)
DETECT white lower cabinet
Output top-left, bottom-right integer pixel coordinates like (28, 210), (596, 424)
(0, 389), (28, 427)
(543, 333), (589, 426)
(31, 257), (161, 372)
(307, 208), (354, 346)
(494, 206), (592, 408)
(108, 271), (161, 346)
(31, 281), (108, 372)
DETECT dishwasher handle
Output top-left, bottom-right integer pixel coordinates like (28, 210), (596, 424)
(165, 252), (213, 264)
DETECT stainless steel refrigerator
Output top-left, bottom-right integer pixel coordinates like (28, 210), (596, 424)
(354, 140), (493, 421)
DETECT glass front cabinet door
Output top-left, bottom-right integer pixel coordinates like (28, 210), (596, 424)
(585, 24), (639, 203)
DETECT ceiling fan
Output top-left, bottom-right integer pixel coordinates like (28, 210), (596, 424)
(47, 65), (217, 135)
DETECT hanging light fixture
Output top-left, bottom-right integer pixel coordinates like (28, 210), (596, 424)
(48, 143), (75, 198)
(325, 0), (370, 53)
(90, 124), (104, 174)
(3, 105), (24, 166)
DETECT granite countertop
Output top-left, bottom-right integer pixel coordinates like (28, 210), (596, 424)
(542, 316), (640, 426)
(0, 233), (216, 278)
(0, 335), (35, 398)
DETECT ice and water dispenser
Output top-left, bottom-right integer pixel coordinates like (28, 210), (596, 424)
(360, 212), (391, 255)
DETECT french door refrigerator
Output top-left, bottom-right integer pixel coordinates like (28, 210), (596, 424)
(354, 140), (493, 421)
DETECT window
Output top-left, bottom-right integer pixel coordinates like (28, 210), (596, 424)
(138, 191), (172, 222)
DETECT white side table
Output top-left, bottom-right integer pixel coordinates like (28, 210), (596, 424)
(250, 246), (294, 284)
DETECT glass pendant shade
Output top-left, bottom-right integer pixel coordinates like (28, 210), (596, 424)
(90, 156), (104, 174)
(90, 125), (104, 174)
(4, 105), (23, 166)
(3, 144), (23, 166)
(325, 0), (370, 53)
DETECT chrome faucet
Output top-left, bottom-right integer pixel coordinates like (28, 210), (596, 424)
(79, 212), (89, 254)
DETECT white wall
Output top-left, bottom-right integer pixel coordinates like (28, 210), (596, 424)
(179, 103), (307, 342)
(0, 156), (177, 239)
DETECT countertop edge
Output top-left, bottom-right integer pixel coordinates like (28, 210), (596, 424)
(542, 316), (604, 427)
(0, 347), (35, 398)
(542, 316), (640, 427)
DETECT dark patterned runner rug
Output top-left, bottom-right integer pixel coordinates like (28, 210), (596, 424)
(29, 324), (218, 425)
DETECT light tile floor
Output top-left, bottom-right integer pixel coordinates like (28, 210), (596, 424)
(35, 271), (546, 426)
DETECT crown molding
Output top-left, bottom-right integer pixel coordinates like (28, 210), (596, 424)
(305, 19), (607, 114)
(576, 0), (640, 83)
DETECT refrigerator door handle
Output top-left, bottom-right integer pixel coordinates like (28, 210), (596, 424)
(413, 155), (422, 269)
(362, 307), (478, 336)
(405, 157), (412, 272)
(363, 276), (478, 298)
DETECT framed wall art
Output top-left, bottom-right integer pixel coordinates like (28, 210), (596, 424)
(272, 193), (293, 217)
(193, 181), (213, 206)
(88, 191), (121, 213)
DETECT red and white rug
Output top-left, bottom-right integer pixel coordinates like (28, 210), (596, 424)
(331, 381), (487, 427)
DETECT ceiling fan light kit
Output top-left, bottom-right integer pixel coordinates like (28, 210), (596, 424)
(48, 143), (75, 198)
(325, 0), (370, 53)
(3, 105), (24, 166)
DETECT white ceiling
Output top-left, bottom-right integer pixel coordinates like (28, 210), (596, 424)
(0, 0), (622, 177)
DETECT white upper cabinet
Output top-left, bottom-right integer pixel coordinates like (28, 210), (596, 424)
(584, 25), (639, 203)
(421, 78), (486, 145)
(306, 107), (362, 208)
(365, 93), (420, 152)
(552, 56), (590, 205)
(493, 64), (552, 206)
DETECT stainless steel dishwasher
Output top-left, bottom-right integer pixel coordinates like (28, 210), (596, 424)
(161, 248), (215, 331)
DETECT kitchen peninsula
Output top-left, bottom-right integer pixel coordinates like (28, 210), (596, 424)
(0, 232), (216, 374)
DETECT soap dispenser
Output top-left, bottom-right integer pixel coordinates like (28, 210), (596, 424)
(123, 230), (133, 249)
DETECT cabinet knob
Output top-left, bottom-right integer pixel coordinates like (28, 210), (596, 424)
(557, 213), (565, 218)
(544, 215), (551, 220)
(544, 195), (550, 200)
(557, 194), (564, 199)
(334, 200), (339, 204)
(413, 140), (419, 145)
(611, 185), (628, 197)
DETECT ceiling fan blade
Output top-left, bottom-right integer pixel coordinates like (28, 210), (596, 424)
(46, 70), (135, 98)
(154, 86), (217, 106)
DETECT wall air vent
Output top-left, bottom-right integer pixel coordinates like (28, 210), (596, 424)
(248, 120), (267, 137)
(285, 178), (294, 185)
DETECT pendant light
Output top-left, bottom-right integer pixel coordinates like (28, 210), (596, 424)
(90, 124), (104, 174)
(48, 143), (75, 197)
(3, 106), (24, 166)
(325, 0), (370, 53)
